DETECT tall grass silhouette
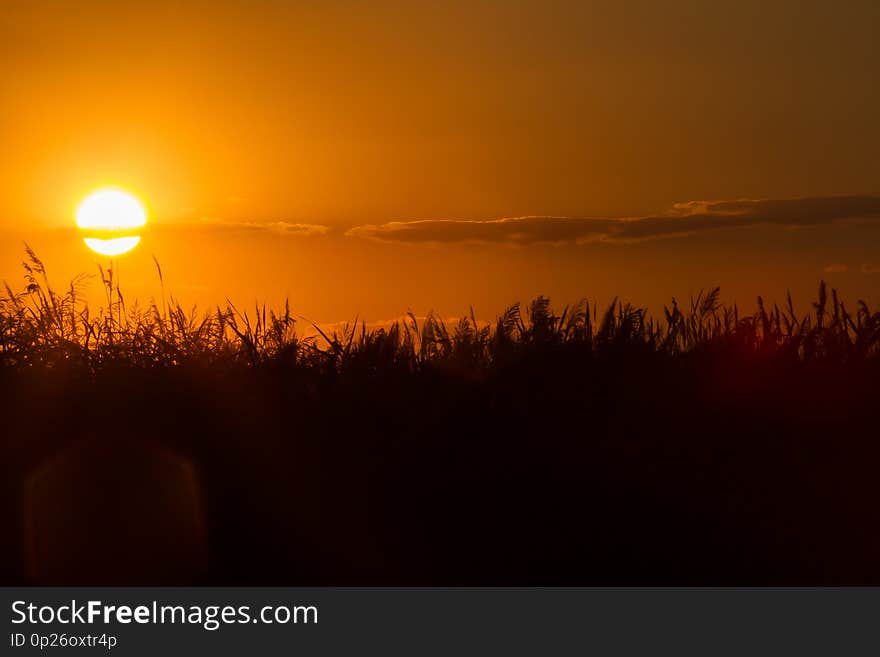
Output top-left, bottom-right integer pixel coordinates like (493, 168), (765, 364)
(2, 247), (880, 586)
(4, 248), (879, 370)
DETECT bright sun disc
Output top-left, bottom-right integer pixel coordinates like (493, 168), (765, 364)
(76, 188), (147, 256)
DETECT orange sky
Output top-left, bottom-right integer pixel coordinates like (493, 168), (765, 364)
(1, 0), (879, 321)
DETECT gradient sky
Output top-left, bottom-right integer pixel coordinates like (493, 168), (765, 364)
(1, 0), (879, 322)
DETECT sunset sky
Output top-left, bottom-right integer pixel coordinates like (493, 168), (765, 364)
(2, 0), (879, 322)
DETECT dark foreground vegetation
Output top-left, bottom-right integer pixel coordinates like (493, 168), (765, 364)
(2, 249), (880, 584)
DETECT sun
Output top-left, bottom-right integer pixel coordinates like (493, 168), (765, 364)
(75, 188), (147, 257)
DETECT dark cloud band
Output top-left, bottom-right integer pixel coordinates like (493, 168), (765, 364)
(345, 196), (880, 245)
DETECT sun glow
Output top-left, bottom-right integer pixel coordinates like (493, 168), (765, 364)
(76, 188), (147, 256)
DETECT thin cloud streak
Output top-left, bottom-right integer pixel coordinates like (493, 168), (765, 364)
(346, 196), (880, 246)
(196, 219), (331, 237)
(823, 263), (880, 275)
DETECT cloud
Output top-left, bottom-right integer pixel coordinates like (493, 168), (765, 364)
(196, 219), (331, 237)
(346, 217), (609, 245)
(346, 196), (880, 245)
(821, 263), (880, 275)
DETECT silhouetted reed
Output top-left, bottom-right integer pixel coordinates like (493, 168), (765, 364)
(3, 249), (878, 372)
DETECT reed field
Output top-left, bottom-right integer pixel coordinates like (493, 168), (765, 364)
(2, 248), (880, 585)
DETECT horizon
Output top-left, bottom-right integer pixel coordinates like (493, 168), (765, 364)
(2, 204), (879, 326)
